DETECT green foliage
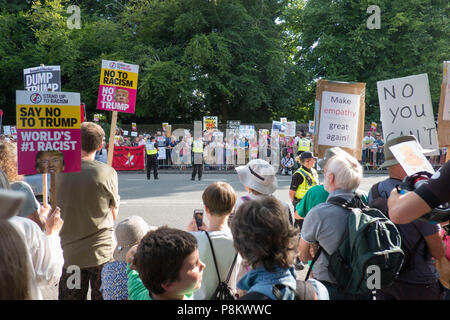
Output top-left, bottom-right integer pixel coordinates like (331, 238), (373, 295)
(0, 0), (448, 126)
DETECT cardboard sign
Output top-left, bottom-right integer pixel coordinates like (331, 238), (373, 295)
(314, 80), (366, 159)
(308, 120), (315, 134)
(377, 74), (439, 155)
(16, 90), (81, 175)
(97, 60), (139, 114)
(389, 140), (435, 175)
(203, 116), (218, 131)
(285, 121), (296, 137)
(227, 120), (240, 129)
(438, 61), (450, 146)
(24, 65), (61, 92)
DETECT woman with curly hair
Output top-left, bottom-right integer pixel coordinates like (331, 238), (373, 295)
(0, 142), (48, 229)
(231, 196), (301, 300)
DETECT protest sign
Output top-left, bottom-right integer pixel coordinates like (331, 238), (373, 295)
(10, 126), (17, 138)
(16, 90), (81, 175)
(437, 61), (450, 149)
(97, 60), (139, 114)
(123, 130), (129, 136)
(285, 121), (296, 137)
(377, 73), (439, 155)
(112, 145), (145, 171)
(203, 116), (218, 131)
(314, 80), (366, 159)
(227, 120), (240, 129)
(272, 120), (282, 132)
(132, 122), (137, 131)
(131, 131), (138, 137)
(389, 140), (435, 175)
(239, 125), (255, 139)
(3, 125), (11, 135)
(24, 65), (61, 92)
(308, 120), (315, 134)
(162, 122), (169, 132)
(370, 122), (377, 132)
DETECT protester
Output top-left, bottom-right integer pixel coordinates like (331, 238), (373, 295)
(126, 226), (206, 300)
(231, 196), (300, 300)
(280, 152), (295, 175)
(145, 136), (159, 180)
(368, 135), (445, 300)
(101, 216), (155, 300)
(388, 160), (450, 225)
(186, 182), (241, 300)
(0, 141), (47, 230)
(234, 159), (293, 224)
(295, 147), (369, 220)
(298, 151), (368, 300)
(0, 219), (31, 300)
(56, 122), (119, 300)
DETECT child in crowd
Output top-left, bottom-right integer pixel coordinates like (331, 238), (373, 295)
(101, 216), (155, 300)
(231, 196), (300, 300)
(187, 182), (242, 299)
(126, 226), (205, 300)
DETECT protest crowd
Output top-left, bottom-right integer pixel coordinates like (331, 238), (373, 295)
(0, 120), (449, 301)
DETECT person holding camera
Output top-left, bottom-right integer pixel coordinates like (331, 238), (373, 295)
(187, 182), (241, 300)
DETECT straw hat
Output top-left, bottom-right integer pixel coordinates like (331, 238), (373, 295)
(113, 216), (156, 262)
(380, 135), (434, 168)
(235, 159), (277, 195)
(0, 188), (25, 220)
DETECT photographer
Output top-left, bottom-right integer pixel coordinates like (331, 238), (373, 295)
(388, 161), (450, 225)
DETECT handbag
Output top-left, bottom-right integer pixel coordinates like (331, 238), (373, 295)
(204, 231), (237, 300)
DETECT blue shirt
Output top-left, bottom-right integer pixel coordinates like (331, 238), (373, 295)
(237, 265), (297, 300)
(101, 261), (128, 300)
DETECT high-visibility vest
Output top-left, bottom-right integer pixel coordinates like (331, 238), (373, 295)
(146, 142), (158, 155)
(294, 167), (319, 200)
(192, 140), (203, 153)
(298, 138), (311, 152)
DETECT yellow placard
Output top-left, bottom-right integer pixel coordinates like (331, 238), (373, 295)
(99, 68), (138, 89)
(16, 105), (81, 129)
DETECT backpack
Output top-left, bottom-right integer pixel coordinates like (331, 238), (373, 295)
(369, 182), (425, 273)
(306, 195), (405, 296)
(239, 280), (317, 300)
(204, 231), (237, 300)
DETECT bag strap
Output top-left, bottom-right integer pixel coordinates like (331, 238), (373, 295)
(204, 231), (222, 283)
(304, 246), (326, 281)
(204, 231), (238, 285)
(370, 182), (381, 200)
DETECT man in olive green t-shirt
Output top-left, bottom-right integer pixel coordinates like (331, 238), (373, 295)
(56, 122), (119, 300)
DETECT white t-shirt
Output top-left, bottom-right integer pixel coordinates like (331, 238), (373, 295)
(9, 216), (64, 299)
(191, 229), (241, 300)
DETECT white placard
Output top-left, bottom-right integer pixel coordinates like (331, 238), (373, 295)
(3, 125), (11, 135)
(389, 140), (435, 176)
(318, 91), (360, 149)
(309, 120), (315, 134)
(285, 121), (296, 137)
(123, 130), (129, 136)
(377, 74), (439, 155)
(157, 147), (166, 160)
(131, 131), (138, 137)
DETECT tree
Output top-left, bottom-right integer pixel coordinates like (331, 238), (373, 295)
(291, 0), (450, 122)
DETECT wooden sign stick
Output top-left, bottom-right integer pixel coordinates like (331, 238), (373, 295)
(42, 173), (48, 207)
(107, 110), (118, 166)
(50, 173), (56, 210)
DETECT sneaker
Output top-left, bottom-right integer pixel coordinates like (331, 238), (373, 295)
(191, 178), (195, 181)
(155, 177), (159, 180)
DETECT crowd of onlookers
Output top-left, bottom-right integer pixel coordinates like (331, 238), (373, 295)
(0, 121), (449, 301)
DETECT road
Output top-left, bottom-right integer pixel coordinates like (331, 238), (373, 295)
(42, 171), (389, 299)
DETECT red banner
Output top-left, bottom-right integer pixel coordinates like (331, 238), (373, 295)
(112, 145), (145, 171)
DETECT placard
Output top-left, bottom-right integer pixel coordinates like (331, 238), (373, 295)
(438, 61), (450, 146)
(308, 120), (315, 134)
(203, 116), (218, 131)
(97, 60), (139, 114)
(314, 80), (366, 159)
(16, 90), (81, 175)
(389, 140), (435, 175)
(377, 74), (439, 155)
(24, 65), (61, 92)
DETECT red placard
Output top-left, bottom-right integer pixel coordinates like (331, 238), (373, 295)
(112, 145), (145, 171)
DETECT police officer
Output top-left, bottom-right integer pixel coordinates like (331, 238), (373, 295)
(191, 136), (204, 181)
(297, 131), (311, 156)
(145, 136), (159, 180)
(289, 151), (319, 230)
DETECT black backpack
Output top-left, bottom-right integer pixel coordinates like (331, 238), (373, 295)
(369, 182), (425, 273)
(204, 231), (237, 300)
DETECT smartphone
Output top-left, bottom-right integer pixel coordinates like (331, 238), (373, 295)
(193, 209), (204, 228)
